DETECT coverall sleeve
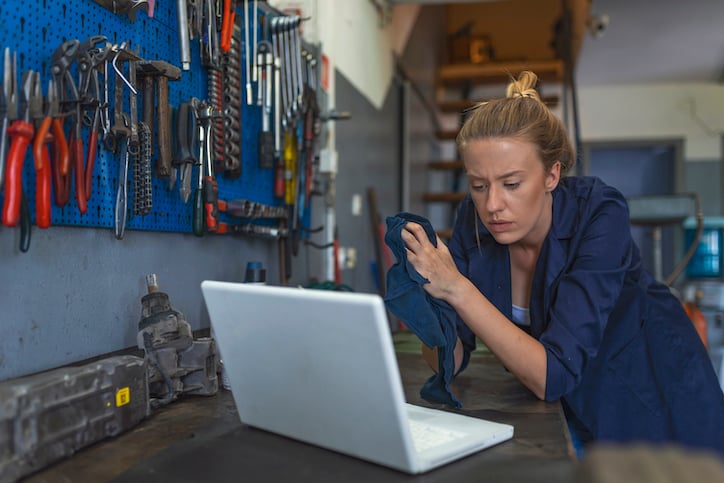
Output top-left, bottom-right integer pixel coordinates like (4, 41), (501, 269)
(448, 200), (478, 359)
(542, 186), (633, 401)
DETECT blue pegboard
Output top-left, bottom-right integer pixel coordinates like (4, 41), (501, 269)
(0, 0), (306, 234)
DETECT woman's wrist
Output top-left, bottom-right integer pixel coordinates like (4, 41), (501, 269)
(445, 275), (475, 308)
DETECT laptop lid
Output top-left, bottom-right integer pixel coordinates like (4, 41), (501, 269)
(200, 281), (513, 473)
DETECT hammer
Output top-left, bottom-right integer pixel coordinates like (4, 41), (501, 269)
(136, 60), (181, 178)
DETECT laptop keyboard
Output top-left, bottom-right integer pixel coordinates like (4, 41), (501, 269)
(408, 419), (468, 453)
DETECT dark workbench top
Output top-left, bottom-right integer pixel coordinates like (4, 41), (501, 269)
(24, 351), (575, 483)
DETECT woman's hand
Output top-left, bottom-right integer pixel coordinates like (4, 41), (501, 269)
(401, 222), (466, 302)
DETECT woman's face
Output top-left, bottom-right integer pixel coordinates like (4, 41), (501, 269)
(463, 138), (560, 247)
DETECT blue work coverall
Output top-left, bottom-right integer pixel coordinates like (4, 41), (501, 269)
(449, 176), (724, 453)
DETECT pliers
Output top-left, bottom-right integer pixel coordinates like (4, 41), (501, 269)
(0, 47), (17, 190)
(51, 39), (87, 214)
(77, 35), (108, 202)
(33, 79), (68, 228)
(2, 70), (41, 252)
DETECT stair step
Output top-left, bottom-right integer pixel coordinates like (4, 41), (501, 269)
(438, 95), (560, 113)
(437, 59), (564, 86)
(435, 130), (459, 140)
(422, 192), (467, 203)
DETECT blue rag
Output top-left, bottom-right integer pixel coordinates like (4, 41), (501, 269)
(383, 212), (462, 408)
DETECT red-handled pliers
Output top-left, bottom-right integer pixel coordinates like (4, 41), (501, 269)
(2, 70), (39, 225)
(2, 70), (40, 252)
(33, 79), (68, 228)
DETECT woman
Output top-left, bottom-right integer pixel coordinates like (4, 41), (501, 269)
(400, 71), (724, 453)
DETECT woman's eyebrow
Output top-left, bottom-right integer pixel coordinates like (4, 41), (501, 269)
(467, 170), (524, 181)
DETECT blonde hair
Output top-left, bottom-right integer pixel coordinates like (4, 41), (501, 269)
(456, 71), (575, 175)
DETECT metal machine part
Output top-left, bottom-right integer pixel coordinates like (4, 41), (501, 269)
(0, 355), (149, 482)
(137, 274), (218, 408)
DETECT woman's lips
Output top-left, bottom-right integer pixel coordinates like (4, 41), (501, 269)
(488, 221), (513, 233)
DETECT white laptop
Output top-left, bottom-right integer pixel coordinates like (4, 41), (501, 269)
(200, 281), (514, 474)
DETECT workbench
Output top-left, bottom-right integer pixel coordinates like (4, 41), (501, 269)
(24, 351), (575, 483)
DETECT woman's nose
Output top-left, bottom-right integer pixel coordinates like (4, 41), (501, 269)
(486, 184), (503, 213)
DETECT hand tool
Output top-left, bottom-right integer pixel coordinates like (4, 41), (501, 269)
(177, 0), (191, 70)
(91, 0), (150, 21)
(135, 60), (182, 178)
(251, 0), (258, 87)
(109, 43), (137, 239)
(197, 101), (222, 232)
(220, 0), (237, 53)
(273, 55), (285, 200)
(2, 70), (40, 252)
(0, 48), (17, 190)
(2, 71), (40, 226)
(224, 199), (287, 219)
(270, 17), (287, 130)
(220, 24), (242, 178)
(172, 100), (197, 203)
(302, 52), (320, 211)
(32, 79), (66, 229)
(225, 222), (287, 238)
(50, 40), (79, 175)
(51, 39), (88, 213)
(126, 54), (152, 217)
(189, 99), (228, 235)
(78, 35), (108, 202)
(243, 0), (253, 105)
(282, 17), (297, 118)
(133, 121), (153, 215)
(115, 134), (130, 239)
(192, 112), (205, 236)
(207, 68), (225, 174)
(200, 0), (221, 68)
(257, 40), (274, 169)
(100, 51), (116, 153)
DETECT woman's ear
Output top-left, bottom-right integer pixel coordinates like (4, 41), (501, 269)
(546, 161), (561, 192)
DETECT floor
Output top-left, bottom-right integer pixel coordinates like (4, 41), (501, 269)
(391, 330), (490, 355)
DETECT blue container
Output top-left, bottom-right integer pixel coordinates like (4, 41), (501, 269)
(683, 217), (724, 279)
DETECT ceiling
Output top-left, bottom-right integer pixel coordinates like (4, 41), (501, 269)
(576, 0), (724, 86)
(391, 0), (724, 87)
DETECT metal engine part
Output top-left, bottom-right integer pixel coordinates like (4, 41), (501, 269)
(137, 274), (218, 407)
(0, 355), (149, 482)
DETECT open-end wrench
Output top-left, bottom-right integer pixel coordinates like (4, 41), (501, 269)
(257, 41), (274, 169)
(270, 17), (287, 130)
(292, 16), (305, 113)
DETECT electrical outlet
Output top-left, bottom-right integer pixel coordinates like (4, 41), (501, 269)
(337, 246), (358, 270)
(351, 194), (362, 216)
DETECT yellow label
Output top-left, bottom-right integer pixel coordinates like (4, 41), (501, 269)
(115, 387), (131, 407)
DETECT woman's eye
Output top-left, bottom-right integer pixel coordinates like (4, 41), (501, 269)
(504, 182), (520, 190)
(472, 184), (488, 192)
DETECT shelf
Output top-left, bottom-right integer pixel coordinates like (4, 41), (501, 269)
(422, 192), (467, 203)
(435, 130), (459, 140)
(437, 59), (564, 87)
(427, 161), (464, 170)
(437, 95), (560, 113)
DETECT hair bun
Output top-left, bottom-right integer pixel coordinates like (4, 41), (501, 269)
(506, 71), (541, 101)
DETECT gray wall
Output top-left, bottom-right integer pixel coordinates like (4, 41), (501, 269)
(330, 5), (447, 295)
(0, 226), (278, 380)
(333, 72), (400, 293)
(685, 160), (721, 217)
